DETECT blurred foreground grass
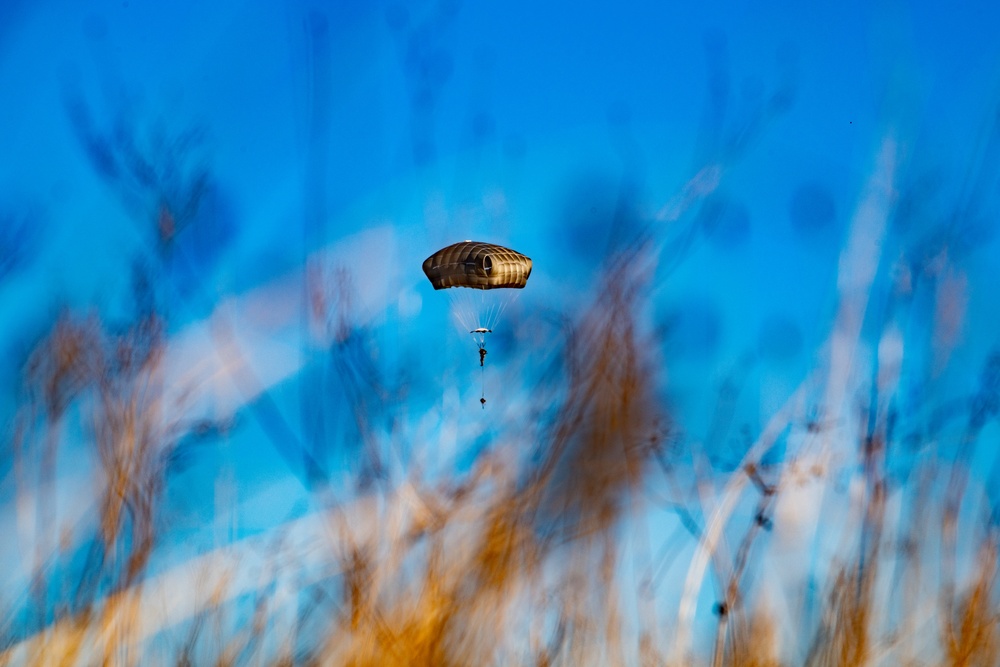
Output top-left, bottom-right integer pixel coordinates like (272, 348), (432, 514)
(3, 68), (1000, 667)
(2, 224), (999, 667)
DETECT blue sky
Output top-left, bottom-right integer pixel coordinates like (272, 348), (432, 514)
(2, 0), (1000, 661)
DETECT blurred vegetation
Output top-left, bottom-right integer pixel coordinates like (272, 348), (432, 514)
(2, 29), (1000, 667)
(4, 185), (1000, 665)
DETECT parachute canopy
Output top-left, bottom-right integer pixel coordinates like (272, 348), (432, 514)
(422, 241), (532, 290)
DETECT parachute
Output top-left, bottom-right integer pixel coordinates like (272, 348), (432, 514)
(422, 240), (532, 406)
(422, 241), (532, 344)
(422, 241), (532, 290)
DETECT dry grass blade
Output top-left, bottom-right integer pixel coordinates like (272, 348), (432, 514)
(943, 537), (999, 667)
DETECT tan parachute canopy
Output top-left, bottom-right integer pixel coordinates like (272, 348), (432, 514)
(422, 241), (532, 290)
